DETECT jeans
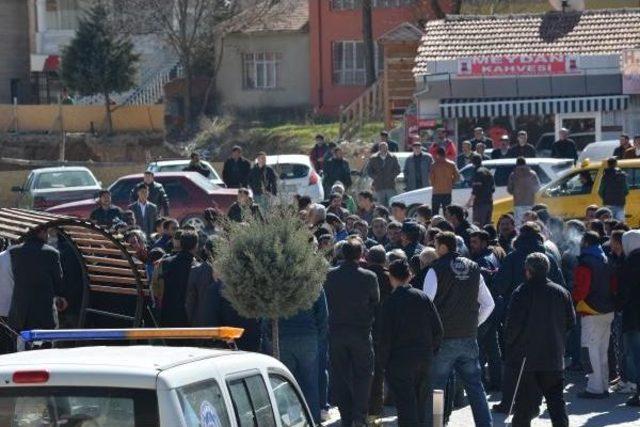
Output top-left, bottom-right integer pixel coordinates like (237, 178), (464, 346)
(478, 312), (502, 390)
(318, 338), (330, 411)
(430, 338), (492, 427)
(375, 189), (397, 207)
(431, 194), (452, 216)
(606, 205), (626, 222)
(623, 331), (640, 387)
(513, 371), (568, 427)
(581, 312), (614, 394)
(329, 331), (374, 426)
(280, 334), (321, 423)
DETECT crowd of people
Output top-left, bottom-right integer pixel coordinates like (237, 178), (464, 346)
(1, 127), (640, 427)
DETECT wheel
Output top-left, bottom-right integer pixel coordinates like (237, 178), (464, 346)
(181, 215), (206, 232)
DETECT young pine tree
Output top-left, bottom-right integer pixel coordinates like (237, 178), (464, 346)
(61, 4), (138, 134)
(214, 205), (328, 359)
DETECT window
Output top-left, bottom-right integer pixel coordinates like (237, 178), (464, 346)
(243, 53), (281, 90)
(0, 387), (158, 426)
(228, 375), (276, 427)
(623, 168), (640, 190)
(177, 379), (231, 427)
(547, 170), (598, 197)
(44, 0), (83, 30)
(269, 376), (312, 427)
(109, 180), (136, 204)
(34, 170), (97, 189)
(271, 163), (309, 180)
(160, 179), (189, 202)
(331, 0), (416, 10)
(332, 41), (383, 86)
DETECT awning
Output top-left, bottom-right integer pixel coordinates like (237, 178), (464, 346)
(440, 95), (629, 118)
(30, 54), (60, 73)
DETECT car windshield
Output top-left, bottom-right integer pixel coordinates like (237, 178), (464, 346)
(271, 163), (309, 180)
(185, 172), (220, 191)
(0, 387), (158, 426)
(150, 162), (221, 181)
(34, 171), (96, 190)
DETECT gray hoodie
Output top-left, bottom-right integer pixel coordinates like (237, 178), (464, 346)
(622, 230), (640, 257)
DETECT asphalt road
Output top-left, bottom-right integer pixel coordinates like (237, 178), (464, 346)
(323, 372), (640, 426)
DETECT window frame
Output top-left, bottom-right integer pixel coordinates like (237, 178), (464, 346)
(176, 378), (232, 427)
(226, 373), (277, 427)
(268, 374), (313, 427)
(242, 52), (282, 91)
(332, 40), (384, 86)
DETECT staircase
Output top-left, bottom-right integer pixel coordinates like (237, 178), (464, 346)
(76, 34), (179, 106)
(339, 73), (386, 140)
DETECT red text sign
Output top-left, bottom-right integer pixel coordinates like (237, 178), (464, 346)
(457, 54), (579, 77)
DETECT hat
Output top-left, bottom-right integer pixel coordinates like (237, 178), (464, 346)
(232, 145), (242, 152)
(326, 213), (341, 224)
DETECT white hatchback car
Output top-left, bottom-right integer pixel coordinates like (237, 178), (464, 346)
(0, 342), (313, 426)
(389, 158), (574, 215)
(267, 154), (324, 203)
(577, 139), (619, 163)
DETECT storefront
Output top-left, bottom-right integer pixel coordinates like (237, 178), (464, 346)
(412, 9), (640, 149)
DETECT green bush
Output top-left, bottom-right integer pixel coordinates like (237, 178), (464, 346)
(214, 205), (328, 357)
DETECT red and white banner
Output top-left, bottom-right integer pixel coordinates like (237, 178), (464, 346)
(457, 54), (579, 77)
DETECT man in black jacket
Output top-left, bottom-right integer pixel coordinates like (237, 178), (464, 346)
(155, 230), (198, 327)
(378, 259), (443, 427)
(324, 237), (380, 427)
(551, 128), (578, 162)
(248, 152), (278, 213)
(222, 146), (251, 188)
(599, 157), (628, 222)
(505, 252), (575, 426)
(8, 227), (67, 336)
(506, 130), (536, 158)
(323, 146), (352, 195)
(130, 171), (170, 216)
(467, 154), (495, 226)
(619, 230), (640, 406)
(183, 152), (211, 178)
(90, 190), (123, 228)
(227, 188), (261, 223)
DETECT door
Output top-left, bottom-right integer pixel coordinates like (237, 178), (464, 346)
(555, 112), (600, 151)
(538, 169), (600, 219)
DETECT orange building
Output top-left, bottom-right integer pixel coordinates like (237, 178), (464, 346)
(309, 0), (447, 116)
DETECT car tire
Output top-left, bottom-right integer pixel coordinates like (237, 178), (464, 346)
(181, 215), (206, 232)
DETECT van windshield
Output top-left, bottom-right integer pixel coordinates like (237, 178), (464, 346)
(0, 387), (158, 426)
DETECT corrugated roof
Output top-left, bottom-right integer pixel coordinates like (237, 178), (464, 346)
(231, 0), (309, 33)
(414, 9), (640, 75)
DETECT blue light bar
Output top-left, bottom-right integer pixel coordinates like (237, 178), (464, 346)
(20, 327), (244, 343)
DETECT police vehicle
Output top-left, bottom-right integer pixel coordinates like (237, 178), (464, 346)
(0, 328), (314, 426)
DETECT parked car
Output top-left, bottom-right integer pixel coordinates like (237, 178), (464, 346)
(147, 159), (225, 187)
(12, 166), (102, 211)
(390, 158), (574, 216)
(0, 330), (313, 427)
(536, 131), (596, 157)
(267, 154), (324, 202)
(47, 172), (238, 229)
(577, 139), (619, 163)
(492, 157), (640, 226)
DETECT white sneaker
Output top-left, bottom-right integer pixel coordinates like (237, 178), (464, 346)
(612, 381), (637, 394)
(320, 409), (331, 422)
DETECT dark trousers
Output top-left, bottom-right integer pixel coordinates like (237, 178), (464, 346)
(478, 312), (502, 390)
(512, 371), (568, 427)
(330, 331), (374, 426)
(386, 358), (431, 427)
(369, 362), (384, 416)
(431, 194), (452, 216)
(472, 203), (493, 227)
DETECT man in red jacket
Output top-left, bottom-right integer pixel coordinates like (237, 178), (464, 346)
(428, 128), (457, 162)
(573, 231), (616, 399)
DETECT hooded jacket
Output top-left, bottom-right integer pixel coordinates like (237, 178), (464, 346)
(507, 165), (540, 206)
(619, 231), (640, 332)
(494, 231), (565, 302)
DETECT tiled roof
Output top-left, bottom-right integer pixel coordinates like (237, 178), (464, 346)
(414, 9), (640, 75)
(232, 0), (309, 33)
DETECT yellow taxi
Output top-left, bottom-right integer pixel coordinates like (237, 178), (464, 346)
(492, 158), (640, 226)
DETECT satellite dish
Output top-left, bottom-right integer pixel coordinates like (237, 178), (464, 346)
(549, 0), (585, 11)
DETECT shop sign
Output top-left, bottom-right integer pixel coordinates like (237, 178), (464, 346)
(457, 54), (579, 77)
(622, 49), (640, 95)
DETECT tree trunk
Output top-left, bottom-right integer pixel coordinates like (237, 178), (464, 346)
(271, 318), (280, 360)
(362, 0), (376, 87)
(104, 92), (113, 134)
(183, 62), (193, 133)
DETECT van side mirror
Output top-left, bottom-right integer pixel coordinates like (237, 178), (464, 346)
(11, 186), (23, 193)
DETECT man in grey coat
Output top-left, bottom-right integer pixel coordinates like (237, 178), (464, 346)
(507, 157), (540, 226)
(367, 141), (401, 207)
(404, 141), (433, 191)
